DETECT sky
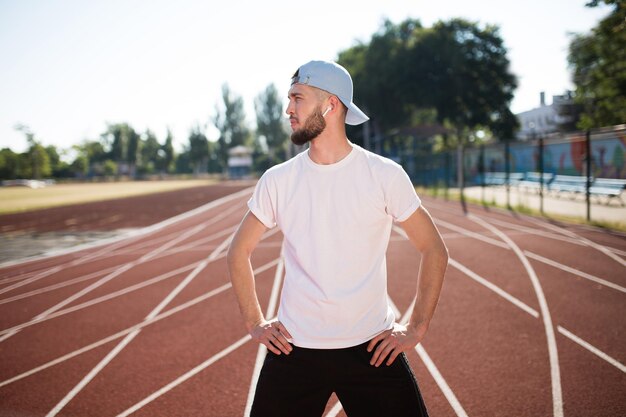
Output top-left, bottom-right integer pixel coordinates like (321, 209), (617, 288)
(0, 0), (611, 156)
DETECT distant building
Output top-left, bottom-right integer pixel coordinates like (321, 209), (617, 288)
(516, 91), (579, 140)
(227, 145), (253, 178)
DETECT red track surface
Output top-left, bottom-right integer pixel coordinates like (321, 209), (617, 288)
(0, 184), (624, 416)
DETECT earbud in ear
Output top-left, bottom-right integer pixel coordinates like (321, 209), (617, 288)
(322, 106), (332, 117)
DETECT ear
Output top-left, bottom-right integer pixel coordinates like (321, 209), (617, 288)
(327, 95), (341, 112)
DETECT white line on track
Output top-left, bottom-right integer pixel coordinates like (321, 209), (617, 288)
(556, 326), (626, 373)
(397, 225), (626, 379)
(388, 230), (471, 417)
(0, 226), (237, 306)
(524, 251), (626, 294)
(45, 232), (236, 416)
(0, 258), (279, 389)
(449, 259), (540, 318)
(0, 186), (254, 269)
(523, 216), (626, 267)
(0, 203), (244, 343)
(244, 253), (285, 417)
(425, 198), (626, 258)
(116, 253), (284, 417)
(0, 224), (203, 344)
(467, 214), (563, 417)
(432, 215), (623, 293)
(116, 334), (252, 417)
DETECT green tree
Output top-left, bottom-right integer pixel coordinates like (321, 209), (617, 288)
(15, 125), (51, 179)
(338, 18), (518, 142)
(188, 125), (209, 175)
(255, 83), (288, 167)
(0, 148), (20, 179)
(103, 159), (117, 177)
(139, 129), (160, 175)
(213, 84), (251, 169)
(159, 128), (175, 174)
(127, 127), (140, 177)
(71, 154), (89, 178)
(568, 0), (626, 129)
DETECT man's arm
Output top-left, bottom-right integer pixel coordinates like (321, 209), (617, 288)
(227, 210), (292, 355)
(368, 205), (449, 366)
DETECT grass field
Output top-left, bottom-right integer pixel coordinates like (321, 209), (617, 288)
(0, 179), (218, 215)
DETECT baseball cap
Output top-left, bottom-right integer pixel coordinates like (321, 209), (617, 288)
(291, 60), (370, 126)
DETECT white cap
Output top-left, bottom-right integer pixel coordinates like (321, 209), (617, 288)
(291, 60), (370, 126)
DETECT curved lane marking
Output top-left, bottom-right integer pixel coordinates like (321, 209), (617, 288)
(0, 258), (279, 389)
(467, 214), (563, 417)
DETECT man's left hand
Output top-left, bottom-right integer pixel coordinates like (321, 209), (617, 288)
(367, 322), (427, 367)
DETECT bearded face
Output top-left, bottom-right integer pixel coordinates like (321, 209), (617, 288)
(290, 105), (327, 145)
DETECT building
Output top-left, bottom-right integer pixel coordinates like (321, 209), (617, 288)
(516, 92), (578, 140)
(227, 145), (253, 178)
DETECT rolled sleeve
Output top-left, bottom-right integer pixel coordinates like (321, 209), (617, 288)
(247, 173), (277, 229)
(386, 168), (421, 222)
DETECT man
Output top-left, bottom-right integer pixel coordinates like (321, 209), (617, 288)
(227, 60), (448, 417)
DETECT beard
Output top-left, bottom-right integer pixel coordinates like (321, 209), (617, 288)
(290, 106), (327, 145)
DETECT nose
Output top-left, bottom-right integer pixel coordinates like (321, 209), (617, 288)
(285, 99), (294, 116)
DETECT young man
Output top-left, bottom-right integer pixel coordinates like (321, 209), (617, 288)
(227, 60), (448, 417)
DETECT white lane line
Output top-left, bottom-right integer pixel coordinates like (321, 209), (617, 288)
(116, 334), (252, 417)
(244, 255), (285, 417)
(557, 326), (626, 373)
(0, 224), (204, 343)
(325, 400), (344, 417)
(398, 225), (625, 378)
(525, 251), (626, 294)
(389, 293), (469, 417)
(0, 205), (244, 343)
(425, 199), (626, 257)
(393, 225), (540, 319)
(0, 258), (279, 389)
(0, 186), (254, 269)
(430, 214), (623, 294)
(434, 218), (509, 249)
(449, 259), (540, 318)
(0, 268), (114, 305)
(468, 214), (563, 417)
(0, 225), (238, 306)
(524, 216), (626, 267)
(46, 232), (235, 417)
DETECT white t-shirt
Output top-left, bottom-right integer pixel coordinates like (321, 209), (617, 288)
(248, 143), (421, 349)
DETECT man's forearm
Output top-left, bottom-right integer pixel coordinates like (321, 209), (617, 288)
(227, 251), (265, 330)
(408, 245), (448, 330)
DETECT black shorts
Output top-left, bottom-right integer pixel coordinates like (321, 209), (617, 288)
(250, 340), (429, 417)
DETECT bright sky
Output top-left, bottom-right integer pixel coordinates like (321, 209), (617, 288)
(0, 0), (610, 156)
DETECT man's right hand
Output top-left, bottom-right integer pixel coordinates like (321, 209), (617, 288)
(249, 319), (293, 355)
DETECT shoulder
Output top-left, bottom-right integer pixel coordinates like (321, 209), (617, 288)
(261, 151), (306, 180)
(352, 145), (405, 178)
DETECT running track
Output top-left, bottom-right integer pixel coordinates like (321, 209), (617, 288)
(0, 185), (624, 416)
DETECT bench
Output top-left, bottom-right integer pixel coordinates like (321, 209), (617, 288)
(481, 172), (525, 186)
(548, 175), (590, 197)
(518, 172), (555, 193)
(589, 178), (626, 205)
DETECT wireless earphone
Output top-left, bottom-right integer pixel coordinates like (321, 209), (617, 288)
(322, 106), (332, 117)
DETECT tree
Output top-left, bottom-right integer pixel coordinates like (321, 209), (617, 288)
(71, 154), (89, 178)
(213, 84), (251, 169)
(337, 18), (518, 142)
(159, 128), (175, 174)
(188, 125), (209, 175)
(568, 0), (626, 129)
(127, 127), (140, 177)
(14, 124), (51, 179)
(255, 83), (288, 167)
(139, 129), (160, 175)
(0, 148), (20, 180)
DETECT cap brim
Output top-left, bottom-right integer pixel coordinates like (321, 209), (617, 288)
(345, 102), (369, 126)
